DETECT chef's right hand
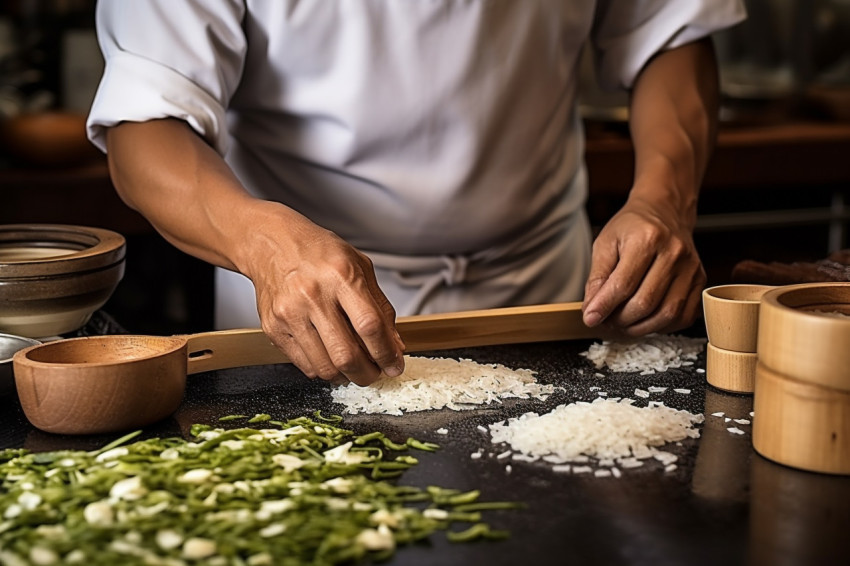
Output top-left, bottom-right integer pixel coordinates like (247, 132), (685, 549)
(105, 119), (402, 385)
(242, 202), (405, 386)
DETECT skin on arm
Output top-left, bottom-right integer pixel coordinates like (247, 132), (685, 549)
(582, 37), (717, 335)
(105, 118), (405, 385)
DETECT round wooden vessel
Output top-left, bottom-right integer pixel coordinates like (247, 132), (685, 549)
(703, 284), (774, 352)
(13, 335), (188, 435)
(705, 342), (758, 394)
(0, 224), (126, 338)
(758, 283), (850, 392)
(752, 362), (850, 475)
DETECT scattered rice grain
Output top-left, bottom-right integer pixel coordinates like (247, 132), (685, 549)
(581, 334), (705, 374)
(332, 355), (557, 415)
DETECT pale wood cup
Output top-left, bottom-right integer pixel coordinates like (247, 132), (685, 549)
(702, 284), (775, 353)
(705, 342), (758, 394)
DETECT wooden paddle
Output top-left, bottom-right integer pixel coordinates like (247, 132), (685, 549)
(13, 302), (601, 434)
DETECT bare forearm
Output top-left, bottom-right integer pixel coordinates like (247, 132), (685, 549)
(582, 38), (716, 334)
(105, 118), (286, 275)
(628, 37), (720, 226)
(105, 118), (404, 384)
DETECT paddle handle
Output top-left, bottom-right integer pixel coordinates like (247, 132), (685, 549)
(184, 302), (599, 375)
(396, 301), (597, 351)
(185, 328), (287, 375)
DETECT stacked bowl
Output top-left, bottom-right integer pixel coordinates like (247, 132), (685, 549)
(753, 283), (850, 475)
(702, 284), (774, 394)
(0, 224), (126, 396)
(0, 224), (125, 339)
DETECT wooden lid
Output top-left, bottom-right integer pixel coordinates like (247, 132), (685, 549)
(758, 283), (850, 392)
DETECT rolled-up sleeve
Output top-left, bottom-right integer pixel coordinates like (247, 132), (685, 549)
(591, 0), (746, 91)
(86, 0), (247, 154)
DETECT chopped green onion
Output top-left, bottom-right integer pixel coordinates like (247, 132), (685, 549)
(247, 413), (272, 423)
(218, 414), (248, 422)
(406, 438), (440, 451)
(91, 429), (143, 456)
(447, 523), (511, 543)
(0, 413), (516, 564)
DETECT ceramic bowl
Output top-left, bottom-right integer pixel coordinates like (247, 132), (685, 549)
(0, 224), (126, 338)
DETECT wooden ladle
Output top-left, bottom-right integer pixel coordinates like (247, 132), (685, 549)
(13, 302), (598, 435)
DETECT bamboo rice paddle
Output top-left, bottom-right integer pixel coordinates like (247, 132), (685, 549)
(13, 302), (599, 434)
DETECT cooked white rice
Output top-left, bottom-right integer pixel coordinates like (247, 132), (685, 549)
(488, 397), (704, 464)
(580, 334), (706, 374)
(330, 355), (557, 415)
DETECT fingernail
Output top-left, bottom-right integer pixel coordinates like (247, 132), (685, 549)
(584, 311), (602, 327)
(384, 364), (404, 378)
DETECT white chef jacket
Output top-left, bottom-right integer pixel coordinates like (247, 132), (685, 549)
(87, 0), (745, 329)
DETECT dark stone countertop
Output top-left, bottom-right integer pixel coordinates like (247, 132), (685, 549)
(1, 317), (848, 566)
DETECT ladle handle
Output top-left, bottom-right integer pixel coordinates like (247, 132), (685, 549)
(185, 329), (288, 375)
(184, 302), (597, 375)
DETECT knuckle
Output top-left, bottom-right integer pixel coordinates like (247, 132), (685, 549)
(314, 362), (343, 381)
(629, 296), (651, 316)
(327, 345), (361, 375)
(350, 311), (384, 338)
(268, 300), (302, 325)
(660, 297), (686, 322)
(668, 238), (689, 258)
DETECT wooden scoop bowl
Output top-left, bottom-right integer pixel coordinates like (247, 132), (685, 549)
(12, 302), (599, 435)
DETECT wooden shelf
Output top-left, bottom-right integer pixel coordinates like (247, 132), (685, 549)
(585, 120), (850, 195)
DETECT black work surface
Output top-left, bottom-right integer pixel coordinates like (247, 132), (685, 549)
(2, 336), (848, 566)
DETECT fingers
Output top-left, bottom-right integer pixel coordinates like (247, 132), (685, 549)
(260, 263), (403, 387)
(266, 292), (401, 387)
(582, 209), (705, 336)
(582, 237), (653, 328)
(620, 263), (704, 336)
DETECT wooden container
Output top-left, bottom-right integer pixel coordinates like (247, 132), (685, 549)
(702, 284), (774, 352)
(758, 283), (850, 392)
(752, 362), (850, 475)
(705, 342), (758, 394)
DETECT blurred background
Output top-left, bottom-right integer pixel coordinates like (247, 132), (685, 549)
(1, 0), (849, 335)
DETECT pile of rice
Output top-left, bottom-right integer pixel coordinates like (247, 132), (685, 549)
(331, 355), (556, 415)
(580, 334), (705, 374)
(488, 397), (704, 468)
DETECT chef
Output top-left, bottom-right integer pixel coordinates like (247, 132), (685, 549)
(87, 1), (745, 386)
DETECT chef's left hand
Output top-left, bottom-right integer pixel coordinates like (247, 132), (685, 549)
(581, 191), (706, 336)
